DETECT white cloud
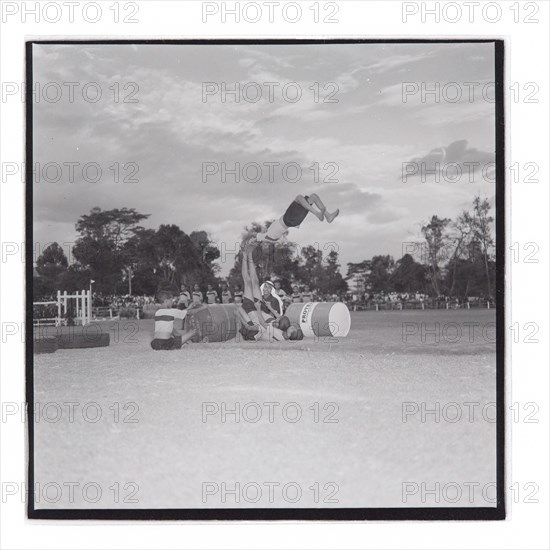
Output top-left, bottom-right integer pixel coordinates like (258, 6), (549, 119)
(32, 42), (496, 276)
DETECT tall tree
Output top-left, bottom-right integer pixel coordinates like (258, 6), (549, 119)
(447, 211), (473, 296)
(390, 254), (426, 293)
(123, 227), (159, 295)
(35, 242), (68, 294)
(346, 260), (370, 295)
(72, 207), (149, 293)
(366, 255), (395, 293)
(154, 225), (205, 288)
(300, 245), (323, 288)
(421, 215), (451, 295)
(190, 231), (221, 270)
(471, 196), (494, 298)
(318, 250), (348, 296)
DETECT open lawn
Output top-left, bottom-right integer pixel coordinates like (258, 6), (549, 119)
(33, 309), (497, 509)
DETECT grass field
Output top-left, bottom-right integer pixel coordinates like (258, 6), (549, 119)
(33, 309), (497, 509)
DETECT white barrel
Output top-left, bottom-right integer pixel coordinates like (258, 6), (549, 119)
(285, 302), (351, 338)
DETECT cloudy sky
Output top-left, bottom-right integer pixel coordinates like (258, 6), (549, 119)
(33, 42), (496, 276)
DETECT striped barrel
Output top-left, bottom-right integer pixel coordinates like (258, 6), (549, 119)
(285, 302), (351, 338)
(184, 304), (238, 343)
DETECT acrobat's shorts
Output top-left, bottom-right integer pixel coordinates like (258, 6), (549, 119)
(262, 217), (287, 242)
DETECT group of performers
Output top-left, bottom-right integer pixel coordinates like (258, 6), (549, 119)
(150, 194), (339, 349)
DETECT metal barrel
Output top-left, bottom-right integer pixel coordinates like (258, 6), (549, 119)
(285, 302), (351, 338)
(184, 304), (238, 342)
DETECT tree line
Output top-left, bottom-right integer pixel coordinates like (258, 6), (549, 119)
(33, 207), (348, 299)
(34, 195), (495, 300)
(347, 196), (496, 299)
(33, 207), (220, 298)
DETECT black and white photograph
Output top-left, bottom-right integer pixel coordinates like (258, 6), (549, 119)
(28, 39), (504, 520)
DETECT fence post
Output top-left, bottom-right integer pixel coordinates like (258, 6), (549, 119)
(88, 290), (92, 324)
(57, 290), (61, 326)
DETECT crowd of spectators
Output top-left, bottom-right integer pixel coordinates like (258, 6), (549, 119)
(92, 293), (156, 309)
(35, 284), (495, 323)
(346, 291), (494, 310)
(33, 296), (58, 321)
(172, 281), (338, 314)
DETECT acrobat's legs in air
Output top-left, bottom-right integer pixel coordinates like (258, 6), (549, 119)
(294, 194), (339, 223)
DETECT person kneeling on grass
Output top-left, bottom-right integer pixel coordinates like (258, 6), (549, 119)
(150, 290), (197, 350)
(236, 243), (303, 342)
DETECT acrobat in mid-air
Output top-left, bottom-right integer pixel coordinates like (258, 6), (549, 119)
(253, 193), (339, 244)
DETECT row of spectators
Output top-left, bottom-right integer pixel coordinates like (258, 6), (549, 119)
(38, 288), (493, 312)
(33, 303), (57, 320)
(350, 292), (429, 304)
(92, 293), (156, 308)
(35, 287), (494, 324)
(35, 284), (330, 322)
(346, 291), (494, 309)
(174, 281), (325, 312)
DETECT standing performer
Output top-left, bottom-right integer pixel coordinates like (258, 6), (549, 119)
(301, 284), (314, 303)
(253, 193), (339, 244)
(291, 283), (303, 303)
(221, 283), (232, 304)
(192, 284), (203, 305)
(233, 284), (244, 304)
(177, 284), (191, 310)
(206, 284), (218, 304)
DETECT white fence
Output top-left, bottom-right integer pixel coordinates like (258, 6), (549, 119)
(33, 290), (92, 327)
